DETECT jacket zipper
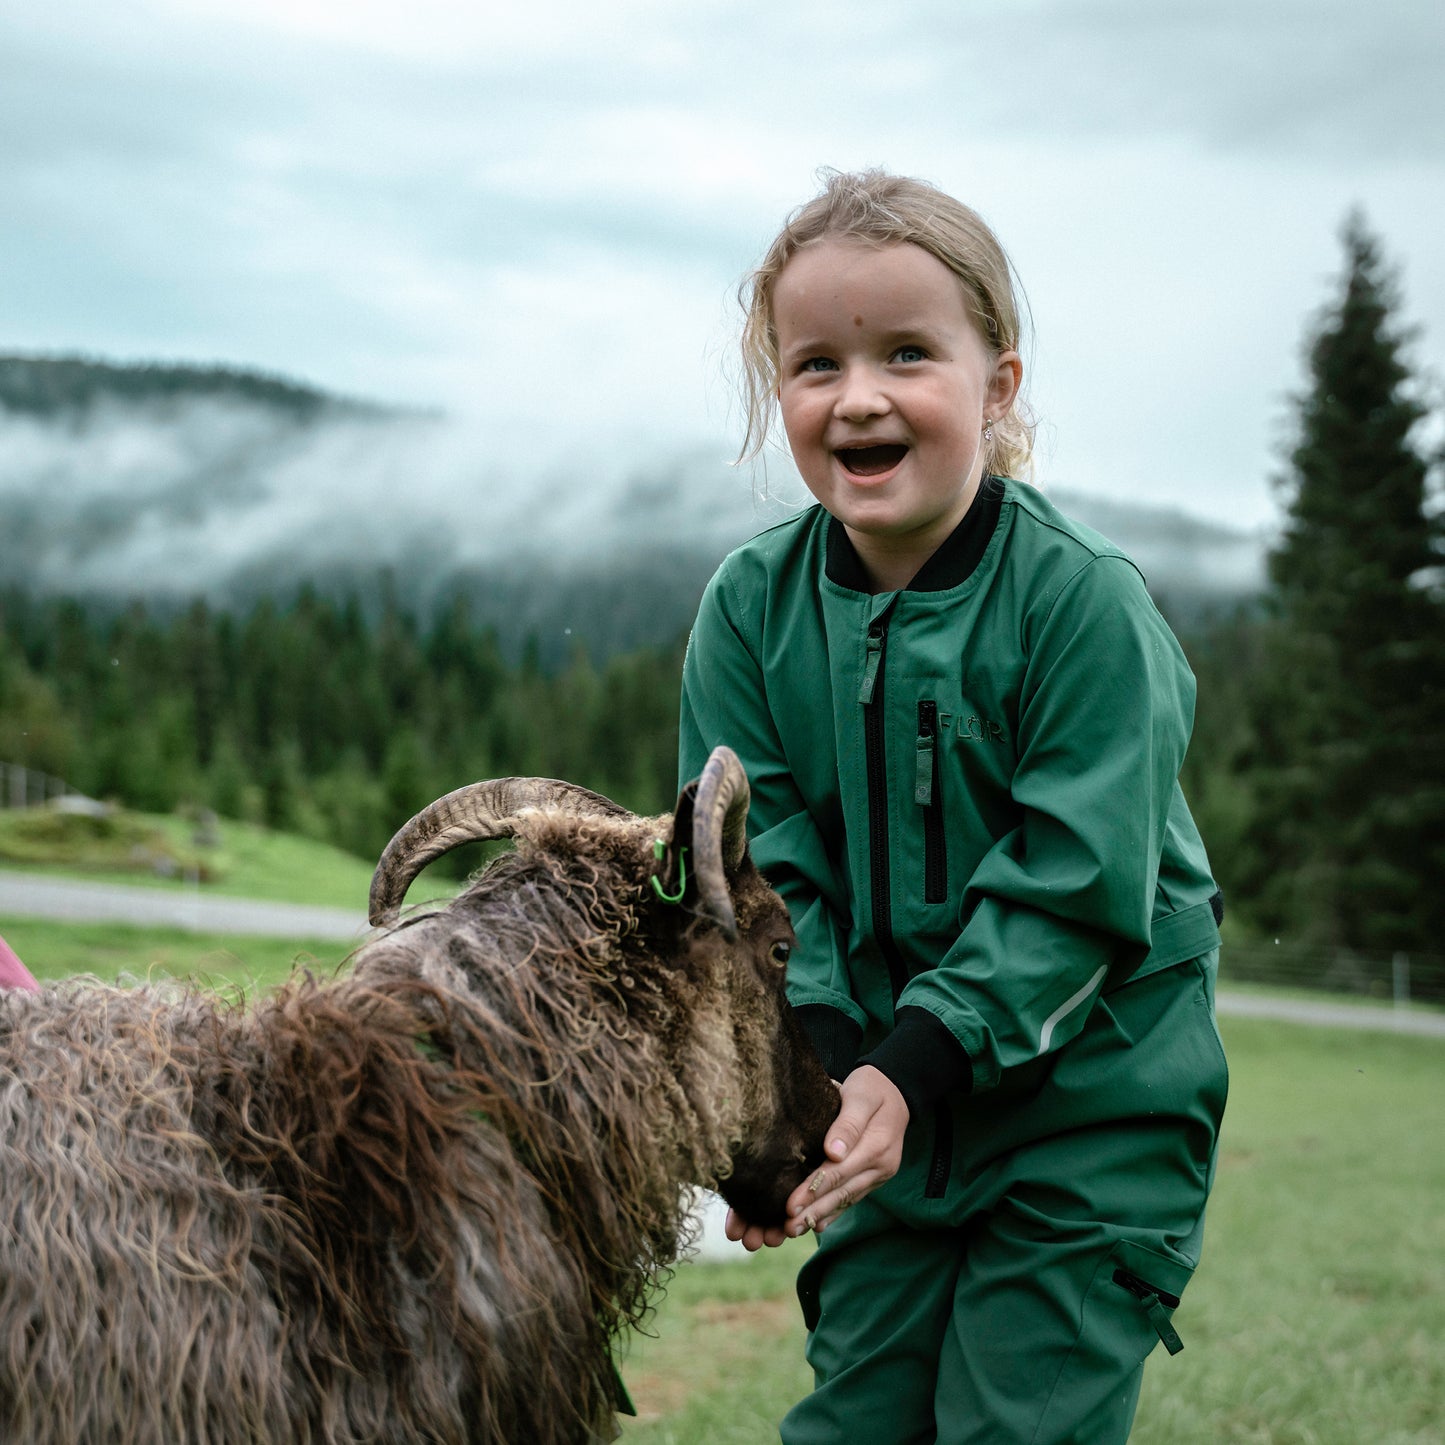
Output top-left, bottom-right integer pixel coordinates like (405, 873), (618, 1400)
(916, 700), (947, 905)
(860, 613), (909, 1001)
(862, 610), (951, 1200)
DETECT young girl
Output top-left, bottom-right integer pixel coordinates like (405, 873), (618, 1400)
(678, 170), (1227, 1445)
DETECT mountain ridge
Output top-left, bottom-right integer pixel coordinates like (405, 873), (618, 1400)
(0, 351), (406, 422)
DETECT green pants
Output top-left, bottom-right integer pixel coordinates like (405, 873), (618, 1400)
(782, 954), (1227, 1445)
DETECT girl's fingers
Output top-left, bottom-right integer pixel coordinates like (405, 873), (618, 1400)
(787, 1178), (853, 1229)
(784, 1065), (910, 1233)
(790, 1167), (883, 1235)
(789, 1134), (898, 1213)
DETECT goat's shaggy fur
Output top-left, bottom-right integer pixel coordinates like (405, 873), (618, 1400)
(0, 795), (837, 1444)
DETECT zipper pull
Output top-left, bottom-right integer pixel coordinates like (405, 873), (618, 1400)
(858, 621), (886, 705)
(1113, 1268), (1185, 1355)
(1144, 1295), (1185, 1356)
(915, 728), (935, 806)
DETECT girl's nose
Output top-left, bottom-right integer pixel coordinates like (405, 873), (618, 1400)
(833, 365), (889, 422)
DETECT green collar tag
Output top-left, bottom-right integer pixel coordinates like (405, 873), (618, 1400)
(649, 838), (688, 904)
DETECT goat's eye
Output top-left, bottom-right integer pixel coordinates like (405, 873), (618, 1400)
(769, 940), (792, 968)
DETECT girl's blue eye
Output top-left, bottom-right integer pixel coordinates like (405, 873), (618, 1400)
(893, 345), (926, 364)
(800, 356), (838, 373)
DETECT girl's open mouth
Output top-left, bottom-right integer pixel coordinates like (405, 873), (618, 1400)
(836, 444), (908, 477)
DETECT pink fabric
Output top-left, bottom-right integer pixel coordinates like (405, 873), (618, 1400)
(0, 932), (38, 992)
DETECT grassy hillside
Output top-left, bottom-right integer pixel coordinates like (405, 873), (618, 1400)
(0, 806), (460, 986)
(0, 806), (377, 910)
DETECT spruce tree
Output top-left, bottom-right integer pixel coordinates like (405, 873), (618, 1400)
(1245, 212), (1445, 955)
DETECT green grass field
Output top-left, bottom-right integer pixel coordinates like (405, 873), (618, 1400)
(619, 1017), (1445, 1444)
(0, 915), (348, 993)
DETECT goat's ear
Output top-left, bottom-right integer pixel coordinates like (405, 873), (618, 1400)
(652, 782), (698, 906)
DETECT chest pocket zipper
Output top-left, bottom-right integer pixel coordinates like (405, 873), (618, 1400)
(924, 1100), (952, 1199)
(916, 700), (948, 905)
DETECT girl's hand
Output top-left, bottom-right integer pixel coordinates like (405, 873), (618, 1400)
(723, 1075), (850, 1251)
(785, 1065), (908, 1235)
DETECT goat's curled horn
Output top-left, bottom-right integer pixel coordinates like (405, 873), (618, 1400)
(368, 777), (630, 926)
(689, 745), (751, 941)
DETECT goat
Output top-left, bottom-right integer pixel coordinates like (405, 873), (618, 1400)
(0, 746), (839, 1445)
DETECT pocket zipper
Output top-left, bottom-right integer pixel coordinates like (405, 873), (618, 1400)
(861, 614), (909, 1001)
(916, 700), (947, 905)
(1113, 1268), (1185, 1355)
(924, 1099), (952, 1199)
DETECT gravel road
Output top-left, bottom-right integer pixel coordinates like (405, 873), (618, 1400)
(1214, 990), (1445, 1037)
(0, 869), (370, 942)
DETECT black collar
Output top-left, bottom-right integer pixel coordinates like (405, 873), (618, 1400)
(825, 475), (1005, 594)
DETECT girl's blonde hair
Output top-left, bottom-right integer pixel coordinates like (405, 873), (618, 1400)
(738, 168), (1035, 481)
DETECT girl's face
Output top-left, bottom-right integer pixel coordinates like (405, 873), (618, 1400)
(772, 238), (1021, 592)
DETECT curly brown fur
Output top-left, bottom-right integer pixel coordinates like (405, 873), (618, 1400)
(0, 806), (837, 1445)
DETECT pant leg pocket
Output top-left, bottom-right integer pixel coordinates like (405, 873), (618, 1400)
(1027, 1238), (1196, 1444)
(1098, 1239), (1195, 1360)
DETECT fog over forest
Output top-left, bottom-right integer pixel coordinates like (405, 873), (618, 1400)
(0, 356), (1265, 654)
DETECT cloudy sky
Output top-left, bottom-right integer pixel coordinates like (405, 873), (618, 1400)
(4, 0), (1442, 532)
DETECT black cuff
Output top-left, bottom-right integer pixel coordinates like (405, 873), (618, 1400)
(858, 1007), (972, 1119)
(793, 1004), (864, 1082)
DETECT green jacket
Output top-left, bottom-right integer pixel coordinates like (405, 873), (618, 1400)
(679, 478), (1221, 1115)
